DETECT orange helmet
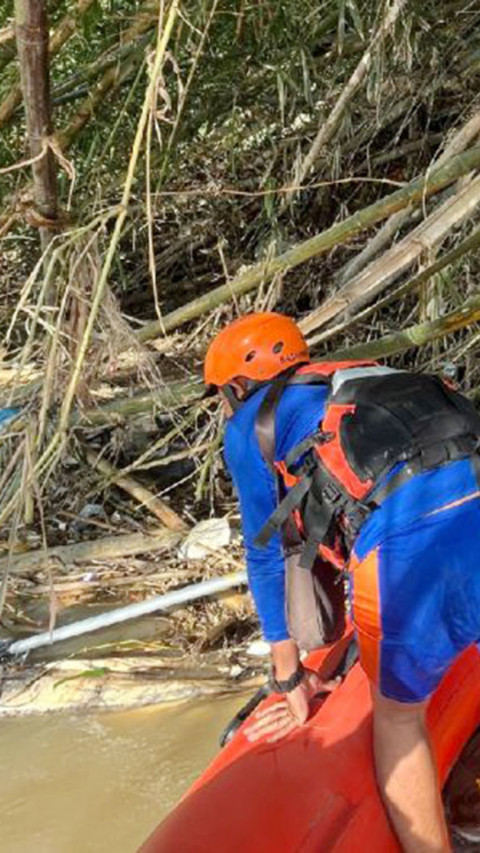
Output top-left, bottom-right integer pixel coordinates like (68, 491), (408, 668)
(204, 312), (309, 387)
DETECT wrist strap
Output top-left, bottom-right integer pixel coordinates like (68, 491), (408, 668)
(269, 661), (305, 694)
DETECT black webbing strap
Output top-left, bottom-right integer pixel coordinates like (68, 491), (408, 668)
(254, 474), (313, 548)
(471, 451), (480, 488)
(254, 365), (305, 472)
(367, 436), (480, 508)
(284, 432), (321, 471)
(299, 536), (323, 570)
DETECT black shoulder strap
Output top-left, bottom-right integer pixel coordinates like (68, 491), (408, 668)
(254, 365), (301, 471)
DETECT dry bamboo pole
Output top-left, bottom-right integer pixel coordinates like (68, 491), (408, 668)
(13, 0), (57, 248)
(0, 528), (181, 576)
(0, 0), (97, 128)
(26, 1), (181, 490)
(136, 145), (480, 343)
(85, 449), (187, 532)
(0, 2), (180, 530)
(330, 294), (480, 362)
(300, 172), (480, 337)
(75, 379), (203, 425)
(291, 0), (406, 191)
(309, 222), (480, 348)
(336, 109), (480, 285)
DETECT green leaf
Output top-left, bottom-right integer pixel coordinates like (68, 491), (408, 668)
(346, 0), (364, 40)
(81, 0), (103, 42)
(53, 667), (110, 689)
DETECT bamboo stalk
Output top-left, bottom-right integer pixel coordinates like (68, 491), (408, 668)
(54, 0), (180, 442)
(330, 294), (480, 361)
(292, 0), (406, 190)
(300, 172), (480, 337)
(0, 529), (181, 576)
(85, 449), (187, 532)
(136, 144), (480, 343)
(309, 222), (480, 347)
(336, 109), (480, 285)
(77, 380), (203, 425)
(14, 0), (57, 247)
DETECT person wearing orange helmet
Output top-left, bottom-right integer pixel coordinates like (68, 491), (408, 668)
(204, 311), (480, 852)
(204, 311), (310, 410)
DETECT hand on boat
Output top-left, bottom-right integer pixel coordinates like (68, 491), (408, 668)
(244, 669), (339, 744)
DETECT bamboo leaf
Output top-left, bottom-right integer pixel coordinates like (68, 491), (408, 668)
(54, 667), (111, 689)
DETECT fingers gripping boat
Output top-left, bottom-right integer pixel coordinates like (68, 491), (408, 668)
(139, 631), (480, 852)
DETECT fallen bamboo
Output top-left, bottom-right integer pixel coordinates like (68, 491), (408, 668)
(330, 293), (480, 362)
(52, 30), (153, 104)
(309, 222), (480, 348)
(77, 379), (203, 425)
(85, 449), (187, 532)
(136, 145), (480, 343)
(0, 528), (181, 576)
(336, 109), (480, 285)
(1, 572), (248, 657)
(57, 53), (143, 150)
(300, 172), (480, 337)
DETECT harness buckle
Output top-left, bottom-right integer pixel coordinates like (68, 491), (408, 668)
(322, 482), (343, 505)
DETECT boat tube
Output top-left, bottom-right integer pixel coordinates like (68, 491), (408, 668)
(139, 629), (480, 852)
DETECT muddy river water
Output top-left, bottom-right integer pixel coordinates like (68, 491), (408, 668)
(0, 694), (244, 853)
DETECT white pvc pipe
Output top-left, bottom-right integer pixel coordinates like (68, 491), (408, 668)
(4, 571), (248, 657)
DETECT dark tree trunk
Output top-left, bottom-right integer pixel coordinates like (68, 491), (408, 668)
(14, 0), (57, 248)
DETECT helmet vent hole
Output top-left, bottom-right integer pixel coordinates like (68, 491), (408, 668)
(245, 351), (256, 362)
(272, 341), (284, 354)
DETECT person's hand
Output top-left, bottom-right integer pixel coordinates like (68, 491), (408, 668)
(244, 668), (339, 744)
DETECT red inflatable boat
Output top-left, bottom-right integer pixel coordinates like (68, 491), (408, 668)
(140, 629), (480, 852)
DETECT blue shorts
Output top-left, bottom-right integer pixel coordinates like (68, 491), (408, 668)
(349, 468), (480, 703)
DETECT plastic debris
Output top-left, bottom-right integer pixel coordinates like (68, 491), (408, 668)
(0, 408), (20, 432)
(246, 640), (270, 657)
(178, 517), (231, 560)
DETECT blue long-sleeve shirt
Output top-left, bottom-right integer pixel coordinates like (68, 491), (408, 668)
(224, 384), (329, 642)
(223, 381), (480, 643)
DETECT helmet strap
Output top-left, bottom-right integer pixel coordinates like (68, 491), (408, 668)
(222, 384), (243, 413)
(222, 365), (307, 413)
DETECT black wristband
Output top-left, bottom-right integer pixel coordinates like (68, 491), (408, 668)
(269, 662), (305, 694)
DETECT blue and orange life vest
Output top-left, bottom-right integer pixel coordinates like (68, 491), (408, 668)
(253, 361), (480, 569)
